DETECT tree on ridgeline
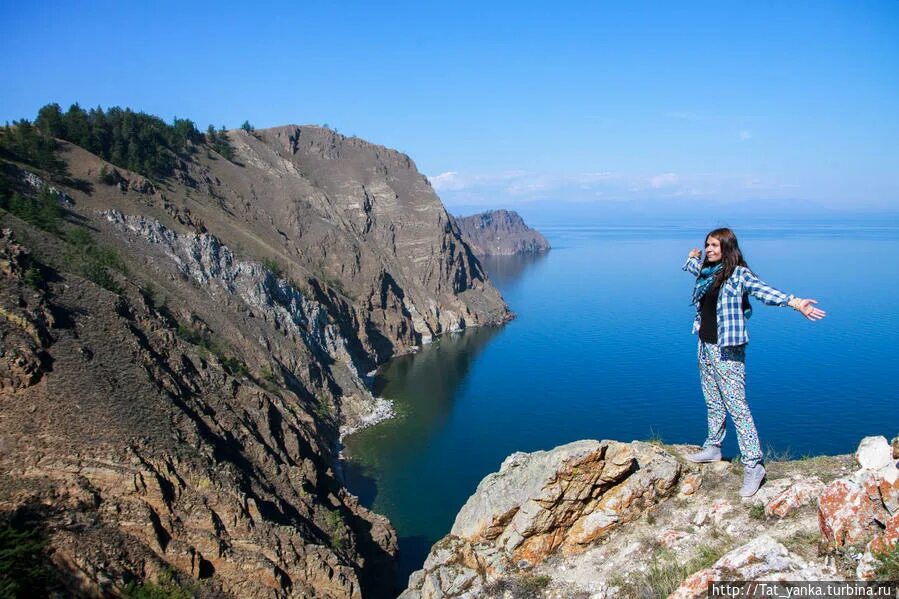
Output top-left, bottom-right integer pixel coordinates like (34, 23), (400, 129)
(206, 124), (234, 160)
(0, 120), (69, 180)
(2, 103), (247, 184)
(63, 104), (91, 149)
(241, 120), (254, 133)
(30, 103), (204, 180)
(35, 103), (64, 137)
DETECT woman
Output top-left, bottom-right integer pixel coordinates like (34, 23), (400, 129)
(682, 228), (826, 498)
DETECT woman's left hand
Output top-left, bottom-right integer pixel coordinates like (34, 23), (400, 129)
(798, 299), (827, 321)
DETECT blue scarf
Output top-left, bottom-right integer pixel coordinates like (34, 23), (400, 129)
(691, 263), (752, 319)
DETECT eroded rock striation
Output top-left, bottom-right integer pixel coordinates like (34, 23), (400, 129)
(1, 125), (511, 597)
(452, 209), (550, 257)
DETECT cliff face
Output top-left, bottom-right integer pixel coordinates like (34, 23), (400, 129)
(0, 125), (511, 597)
(402, 437), (899, 598)
(452, 209), (550, 257)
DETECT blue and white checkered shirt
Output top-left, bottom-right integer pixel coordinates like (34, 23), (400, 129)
(683, 256), (796, 347)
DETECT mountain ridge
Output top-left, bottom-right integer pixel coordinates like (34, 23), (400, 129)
(0, 117), (511, 597)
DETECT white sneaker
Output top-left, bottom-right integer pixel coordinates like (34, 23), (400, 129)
(740, 464), (766, 497)
(685, 445), (722, 463)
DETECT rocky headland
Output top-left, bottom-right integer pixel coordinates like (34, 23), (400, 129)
(401, 436), (899, 598)
(452, 210), (550, 257)
(1, 122), (511, 597)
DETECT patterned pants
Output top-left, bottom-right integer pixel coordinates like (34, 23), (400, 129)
(697, 340), (763, 467)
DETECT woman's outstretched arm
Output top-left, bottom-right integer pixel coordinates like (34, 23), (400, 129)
(742, 269), (827, 321)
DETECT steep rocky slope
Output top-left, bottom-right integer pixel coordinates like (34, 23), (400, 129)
(452, 210), (550, 257)
(0, 125), (511, 597)
(402, 436), (899, 598)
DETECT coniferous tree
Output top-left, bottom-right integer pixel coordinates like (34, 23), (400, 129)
(64, 104), (90, 148)
(35, 103), (65, 138)
(7, 103), (205, 181)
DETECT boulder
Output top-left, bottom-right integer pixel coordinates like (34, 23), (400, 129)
(818, 476), (889, 546)
(856, 436), (893, 471)
(765, 477), (826, 519)
(670, 536), (839, 598)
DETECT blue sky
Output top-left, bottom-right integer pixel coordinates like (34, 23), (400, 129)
(3, 1), (898, 220)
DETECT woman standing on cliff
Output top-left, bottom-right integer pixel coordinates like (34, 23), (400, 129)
(682, 228), (826, 497)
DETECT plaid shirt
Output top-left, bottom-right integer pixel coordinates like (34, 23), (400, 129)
(683, 256), (796, 347)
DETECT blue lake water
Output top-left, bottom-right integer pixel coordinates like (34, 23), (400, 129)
(340, 220), (899, 589)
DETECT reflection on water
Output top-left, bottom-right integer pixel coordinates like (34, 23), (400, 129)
(478, 251), (549, 290)
(340, 251), (545, 592)
(340, 324), (504, 587)
(345, 324), (504, 459)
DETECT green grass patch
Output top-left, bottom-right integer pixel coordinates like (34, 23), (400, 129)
(260, 364), (279, 384)
(324, 510), (347, 552)
(484, 574), (553, 599)
(872, 542), (899, 582)
(122, 568), (193, 599)
(176, 323), (248, 377)
(63, 227), (127, 294)
(261, 257), (283, 279)
(612, 544), (728, 599)
(749, 504), (767, 520)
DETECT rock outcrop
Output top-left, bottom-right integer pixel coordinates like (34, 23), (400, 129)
(403, 436), (899, 599)
(1, 125), (511, 597)
(817, 436), (899, 580)
(452, 209), (550, 257)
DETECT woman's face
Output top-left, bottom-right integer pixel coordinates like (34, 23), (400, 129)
(705, 236), (722, 262)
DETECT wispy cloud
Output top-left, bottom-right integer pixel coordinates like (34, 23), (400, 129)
(739, 130), (752, 141)
(649, 173), (679, 188)
(667, 111), (701, 121)
(428, 168), (800, 207)
(429, 170), (529, 192)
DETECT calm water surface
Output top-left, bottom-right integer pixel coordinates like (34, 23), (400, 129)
(341, 220), (899, 588)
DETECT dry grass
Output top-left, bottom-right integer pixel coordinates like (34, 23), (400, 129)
(610, 543), (729, 599)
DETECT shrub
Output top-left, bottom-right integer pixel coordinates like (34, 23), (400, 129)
(4, 187), (62, 233)
(873, 542), (899, 581)
(23, 266), (44, 290)
(122, 568), (192, 599)
(98, 164), (121, 185)
(0, 513), (56, 596)
(261, 257), (283, 279)
(175, 323), (247, 377)
(325, 510), (347, 552)
(749, 504), (767, 520)
(63, 227), (127, 294)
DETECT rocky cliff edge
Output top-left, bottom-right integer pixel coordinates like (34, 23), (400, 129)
(402, 436), (899, 598)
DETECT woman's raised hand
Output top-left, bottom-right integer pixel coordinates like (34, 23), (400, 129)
(688, 248), (701, 259)
(797, 299), (827, 321)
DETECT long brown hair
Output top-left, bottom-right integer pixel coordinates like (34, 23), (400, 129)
(703, 227), (750, 289)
